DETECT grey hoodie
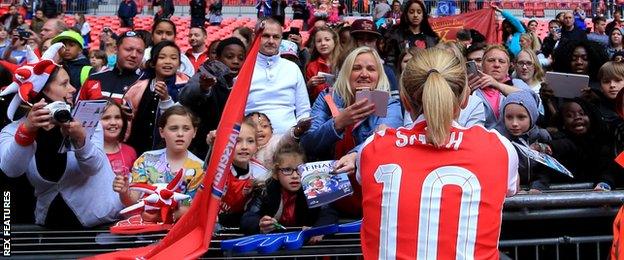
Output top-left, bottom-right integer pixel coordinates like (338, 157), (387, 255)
(496, 90), (551, 143)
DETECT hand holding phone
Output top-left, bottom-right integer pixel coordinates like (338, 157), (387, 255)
(466, 60), (478, 77)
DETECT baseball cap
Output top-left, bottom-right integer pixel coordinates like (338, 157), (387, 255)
(350, 19), (381, 39)
(51, 30), (85, 49)
(279, 40), (299, 59)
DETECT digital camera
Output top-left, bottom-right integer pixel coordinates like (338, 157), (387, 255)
(16, 27), (31, 39)
(44, 101), (72, 124)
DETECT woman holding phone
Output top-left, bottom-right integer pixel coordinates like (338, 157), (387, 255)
(301, 47), (402, 218)
(301, 46), (403, 160)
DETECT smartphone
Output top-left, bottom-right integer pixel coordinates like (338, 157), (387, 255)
(466, 60), (478, 76)
(355, 89), (389, 117)
(290, 27), (300, 35)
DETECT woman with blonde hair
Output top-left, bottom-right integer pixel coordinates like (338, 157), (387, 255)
(301, 46), (403, 218)
(355, 47), (519, 259)
(514, 48), (545, 93)
(520, 33), (549, 67)
(435, 41), (466, 63)
(514, 48), (546, 115)
(301, 46), (402, 159)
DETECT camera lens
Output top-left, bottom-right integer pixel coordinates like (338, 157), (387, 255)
(53, 110), (72, 123)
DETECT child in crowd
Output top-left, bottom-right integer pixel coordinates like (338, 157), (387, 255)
(73, 13), (91, 48)
(305, 26), (340, 102)
(113, 106), (204, 222)
(496, 90), (551, 192)
(103, 32), (117, 68)
(279, 40), (301, 69)
(51, 30), (93, 90)
(145, 19), (195, 77)
(2, 29), (28, 65)
(180, 37), (246, 158)
(218, 119), (268, 227)
(232, 26), (253, 50)
(240, 141), (337, 241)
(124, 40), (188, 155)
(89, 49), (108, 72)
(589, 61), (624, 132)
(207, 39), (220, 61)
(101, 99), (137, 176)
(245, 112), (311, 169)
(549, 99), (622, 190)
(0, 27), (9, 54)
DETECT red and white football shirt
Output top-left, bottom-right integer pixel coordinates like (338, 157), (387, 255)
(357, 119), (518, 260)
(220, 159), (268, 214)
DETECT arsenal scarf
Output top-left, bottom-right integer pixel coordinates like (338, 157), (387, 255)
(86, 30), (263, 260)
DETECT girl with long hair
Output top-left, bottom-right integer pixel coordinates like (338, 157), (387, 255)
(383, 0), (439, 65)
(305, 26), (341, 101)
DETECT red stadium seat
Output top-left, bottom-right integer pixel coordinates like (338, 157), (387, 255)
(82, 15), (262, 50)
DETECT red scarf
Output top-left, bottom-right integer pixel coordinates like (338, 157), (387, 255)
(279, 189), (297, 226)
(323, 94), (362, 218)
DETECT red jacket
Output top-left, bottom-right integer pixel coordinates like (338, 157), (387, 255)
(305, 57), (331, 102)
(185, 48), (210, 72)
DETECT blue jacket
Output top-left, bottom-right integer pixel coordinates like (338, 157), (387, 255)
(300, 91), (403, 159)
(501, 10), (525, 57)
(118, 0), (137, 19)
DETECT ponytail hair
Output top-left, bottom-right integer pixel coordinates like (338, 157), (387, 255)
(401, 48), (468, 148)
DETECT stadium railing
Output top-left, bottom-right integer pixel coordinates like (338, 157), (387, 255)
(6, 186), (624, 259)
(60, 0), (609, 18)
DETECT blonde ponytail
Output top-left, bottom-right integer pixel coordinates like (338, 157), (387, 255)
(400, 48), (468, 148)
(422, 70), (456, 147)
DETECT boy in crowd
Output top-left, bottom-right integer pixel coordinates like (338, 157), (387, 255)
(51, 30), (93, 93)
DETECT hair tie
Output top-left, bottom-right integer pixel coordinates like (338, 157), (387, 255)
(427, 69), (439, 77)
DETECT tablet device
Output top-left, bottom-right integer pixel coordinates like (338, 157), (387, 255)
(545, 72), (589, 99)
(355, 90), (389, 117)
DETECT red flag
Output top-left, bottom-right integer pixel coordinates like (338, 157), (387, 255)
(429, 8), (499, 44)
(85, 28), (264, 260)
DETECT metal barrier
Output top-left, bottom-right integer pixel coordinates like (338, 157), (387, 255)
(5, 190), (624, 259)
(499, 235), (613, 260)
(504, 190), (624, 209)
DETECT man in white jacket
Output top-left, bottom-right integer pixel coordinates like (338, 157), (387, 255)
(245, 18), (311, 134)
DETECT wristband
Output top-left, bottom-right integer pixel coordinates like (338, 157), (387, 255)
(15, 123), (36, 146)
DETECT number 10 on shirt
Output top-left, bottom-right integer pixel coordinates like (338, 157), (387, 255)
(373, 164), (482, 260)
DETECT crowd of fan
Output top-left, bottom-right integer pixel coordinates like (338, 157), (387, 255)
(0, 0), (624, 241)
